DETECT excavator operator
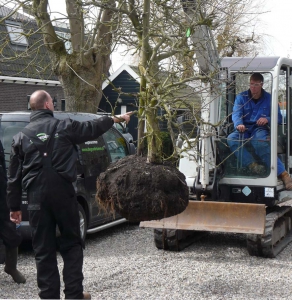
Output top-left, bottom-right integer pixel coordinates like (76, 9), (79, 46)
(227, 72), (292, 190)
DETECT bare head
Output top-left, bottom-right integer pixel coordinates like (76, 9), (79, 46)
(29, 90), (54, 111)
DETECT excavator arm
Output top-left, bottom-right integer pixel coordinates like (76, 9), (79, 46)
(181, 0), (221, 191)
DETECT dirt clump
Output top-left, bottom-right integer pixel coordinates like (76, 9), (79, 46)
(96, 155), (189, 222)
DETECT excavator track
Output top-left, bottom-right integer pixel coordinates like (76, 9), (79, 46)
(247, 206), (292, 258)
(154, 229), (206, 251)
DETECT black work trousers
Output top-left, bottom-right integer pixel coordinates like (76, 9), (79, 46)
(28, 177), (84, 299)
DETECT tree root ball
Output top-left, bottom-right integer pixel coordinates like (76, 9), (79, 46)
(96, 155), (189, 222)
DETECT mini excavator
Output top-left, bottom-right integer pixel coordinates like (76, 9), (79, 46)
(140, 1), (292, 257)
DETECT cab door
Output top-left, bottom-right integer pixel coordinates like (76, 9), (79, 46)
(277, 67), (289, 173)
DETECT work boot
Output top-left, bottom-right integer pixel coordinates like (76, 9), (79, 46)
(279, 171), (292, 190)
(83, 292), (91, 299)
(4, 247), (26, 284)
(248, 162), (265, 175)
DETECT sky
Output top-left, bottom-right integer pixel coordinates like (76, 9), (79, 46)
(46, 0), (292, 69)
(258, 0), (292, 57)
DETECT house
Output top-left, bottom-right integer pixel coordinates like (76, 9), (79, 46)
(100, 64), (140, 143)
(0, 6), (65, 111)
(100, 63), (201, 144)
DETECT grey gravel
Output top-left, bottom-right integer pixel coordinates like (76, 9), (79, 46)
(1, 223), (292, 299)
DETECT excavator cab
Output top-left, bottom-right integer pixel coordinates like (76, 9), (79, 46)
(140, 57), (292, 257)
(216, 57), (291, 206)
(218, 72), (274, 178)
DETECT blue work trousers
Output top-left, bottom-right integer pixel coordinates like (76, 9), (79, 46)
(227, 126), (285, 176)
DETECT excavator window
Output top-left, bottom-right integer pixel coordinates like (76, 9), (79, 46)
(217, 72), (274, 178)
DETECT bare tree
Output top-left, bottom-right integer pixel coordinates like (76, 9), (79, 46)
(0, 0), (117, 112)
(214, 0), (265, 57)
(93, 0), (265, 163)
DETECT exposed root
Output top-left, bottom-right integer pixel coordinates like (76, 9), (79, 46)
(96, 155), (189, 222)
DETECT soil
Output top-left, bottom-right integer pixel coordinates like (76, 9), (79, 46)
(96, 155), (189, 222)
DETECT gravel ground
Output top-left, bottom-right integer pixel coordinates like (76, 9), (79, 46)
(1, 223), (292, 299)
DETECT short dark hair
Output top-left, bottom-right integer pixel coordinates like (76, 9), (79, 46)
(250, 73), (264, 83)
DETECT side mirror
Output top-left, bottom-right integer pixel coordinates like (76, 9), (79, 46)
(129, 143), (136, 155)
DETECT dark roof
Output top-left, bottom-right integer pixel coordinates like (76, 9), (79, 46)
(0, 6), (63, 81)
(0, 6), (32, 23)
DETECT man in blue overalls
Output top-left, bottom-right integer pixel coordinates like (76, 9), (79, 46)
(227, 72), (292, 190)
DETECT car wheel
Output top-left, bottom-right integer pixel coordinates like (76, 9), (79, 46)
(78, 204), (87, 242)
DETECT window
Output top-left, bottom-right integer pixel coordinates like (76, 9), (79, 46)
(103, 128), (128, 162)
(27, 95), (31, 110)
(0, 121), (28, 166)
(5, 21), (28, 46)
(56, 31), (72, 53)
(61, 99), (66, 111)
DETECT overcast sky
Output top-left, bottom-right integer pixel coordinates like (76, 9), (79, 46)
(47, 0), (292, 69)
(259, 0), (292, 57)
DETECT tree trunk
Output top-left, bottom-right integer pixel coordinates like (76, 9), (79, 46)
(59, 72), (100, 113)
(32, 0), (113, 113)
(57, 51), (110, 112)
(146, 106), (162, 163)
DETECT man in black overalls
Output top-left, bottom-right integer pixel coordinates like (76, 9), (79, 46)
(0, 140), (26, 284)
(6, 90), (131, 299)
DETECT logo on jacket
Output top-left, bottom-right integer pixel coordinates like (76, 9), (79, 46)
(37, 133), (49, 142)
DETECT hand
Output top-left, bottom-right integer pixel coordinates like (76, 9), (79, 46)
(236, 124), (246, 132)
(256, 117), (268, 126)
(112, 111), (133, 124)
(10, 211), (22, 224)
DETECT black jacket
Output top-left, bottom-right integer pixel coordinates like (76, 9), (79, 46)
(0, 140), (6, 181)
(7, 110), (114, 211)
(0, 140), (9, 218)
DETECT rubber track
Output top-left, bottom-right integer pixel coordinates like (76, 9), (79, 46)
(247, 206), (292, 258)
(154, 229), (206, 251)
(154, 229), (169, 250)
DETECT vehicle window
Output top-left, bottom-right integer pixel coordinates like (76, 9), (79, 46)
(0, 121), (28, 166)
(235, 73), (272, 95)
(103, 128), (128, 162)
(114, 123), (125, 134)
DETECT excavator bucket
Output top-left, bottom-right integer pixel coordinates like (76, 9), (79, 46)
(140, 201), (266, 234)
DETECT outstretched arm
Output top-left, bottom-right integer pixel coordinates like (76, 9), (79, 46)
(112, 111), (134, 124)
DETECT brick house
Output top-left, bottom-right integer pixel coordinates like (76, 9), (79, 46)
(0, 6), (65, 111)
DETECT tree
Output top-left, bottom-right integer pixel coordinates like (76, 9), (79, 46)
(93, 0), (265, 162)
(215, 0), (264, 57)
(95, 0), (268, 221)
(0, 0), (117, 112)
